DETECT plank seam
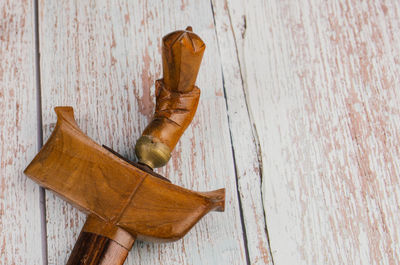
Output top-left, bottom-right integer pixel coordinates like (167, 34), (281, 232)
(34, 0), (48, 264)
(252, 123), (275, 265)
(211, 0), (276, 264)
(209, 2), (251, 265)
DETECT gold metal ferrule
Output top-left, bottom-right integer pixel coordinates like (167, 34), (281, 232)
(135, 135), (171, 169)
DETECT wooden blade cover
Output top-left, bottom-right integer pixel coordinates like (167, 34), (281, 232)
(24, 107), (224, 242)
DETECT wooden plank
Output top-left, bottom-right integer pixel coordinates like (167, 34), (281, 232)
(38, 1), (247, 264)
(210, 1), (273, 264)
(0, 0), (44, 264)
(226, 0), (400, 264)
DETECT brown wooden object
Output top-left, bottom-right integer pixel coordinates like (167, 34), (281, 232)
(135, 26), (205, 168)
(66, 232), (129, 265)
(24, 27), (224, 265)
(66, 215), (135, 265)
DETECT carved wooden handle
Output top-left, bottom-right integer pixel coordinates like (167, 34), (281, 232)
(135, 26), (206, 168)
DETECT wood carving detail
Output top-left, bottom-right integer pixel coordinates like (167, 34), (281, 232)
(142, 79), (200, 151)
(24, 107), (225, 242)
(24, 27), (225, 265)
(135, 27), (206, 169)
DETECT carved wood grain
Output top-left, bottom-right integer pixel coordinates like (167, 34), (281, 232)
(66, 231), (130, 265)
(24, 106), (225, 244)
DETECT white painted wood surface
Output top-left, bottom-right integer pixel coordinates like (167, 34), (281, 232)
(211, 1), (273, 264)
(0, 0), (43, 264)
(2, 0), (400, 264)
(223, 0), (400, 264)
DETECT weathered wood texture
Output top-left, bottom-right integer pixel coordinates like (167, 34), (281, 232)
(210, 1), (273, 265)
(222, 0), (400, 264)
(2, 0), (399, 264)
(0, 0), (43, 264)
(38, 1), (246, 265)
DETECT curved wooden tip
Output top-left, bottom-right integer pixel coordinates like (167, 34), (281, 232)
(199, 188), (225, 212)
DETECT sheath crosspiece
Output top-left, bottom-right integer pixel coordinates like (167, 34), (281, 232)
(24, 107), (225, 242)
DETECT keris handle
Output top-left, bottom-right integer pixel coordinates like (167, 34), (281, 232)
(135, 26), (206, 168)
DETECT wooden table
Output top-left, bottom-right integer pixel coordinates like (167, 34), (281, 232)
(2, 0), (400, 264)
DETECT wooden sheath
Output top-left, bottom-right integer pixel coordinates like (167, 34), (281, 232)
(66, 232), (129, 265)
(67, 215), (135, 265)
(24, 107), (225, 242)
(67, 231), (129, 265)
